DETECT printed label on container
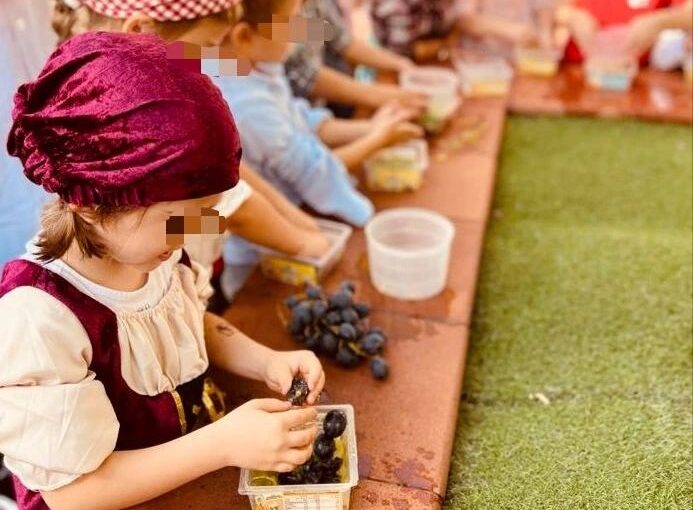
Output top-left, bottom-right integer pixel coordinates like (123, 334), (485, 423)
(255, 493), (285, 510)
(284, 492), (343, 510)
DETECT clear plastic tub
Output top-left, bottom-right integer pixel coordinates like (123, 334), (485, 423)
(399, 67), (461, 133)
(257, 220), (352, 286)
(514, 46), (561, 77)
(584, 25), (637, 91)
(363, 139), (429, 192)
(365, 208), (455, 300)
(239, 404), (359, 510)
(453, 55), (514, 97)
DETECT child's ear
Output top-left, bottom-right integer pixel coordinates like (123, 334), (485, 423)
(122, 11), (156, 34)
(230, 22), (255, 52)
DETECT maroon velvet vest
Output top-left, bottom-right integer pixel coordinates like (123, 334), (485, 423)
(0, 253), (207, 510)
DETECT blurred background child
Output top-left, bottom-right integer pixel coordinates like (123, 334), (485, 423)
(215, 0), (424, 296)
(556, 0), (692, 63)
(284, 0), (428, 117)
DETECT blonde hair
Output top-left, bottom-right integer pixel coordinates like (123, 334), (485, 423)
(36, 199), (135, 262)
(51, 0), (240, 43)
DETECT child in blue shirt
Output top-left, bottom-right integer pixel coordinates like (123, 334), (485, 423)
(216, 0), (423, 293)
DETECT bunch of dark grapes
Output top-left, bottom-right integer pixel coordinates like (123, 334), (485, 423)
(284, 282), (389, 380)
(278, 410), (348, 485)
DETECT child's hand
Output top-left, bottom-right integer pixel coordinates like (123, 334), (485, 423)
(264, 350), (325, 405)
(394, 89), (430, 114)
(505, 23), (539, 46)
(216, 399), (318, 471)
(297, 230), (331, 259)
(371, 103), (425, 147)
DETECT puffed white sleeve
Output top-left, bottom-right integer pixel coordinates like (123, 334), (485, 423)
(0, 287), (120, 492)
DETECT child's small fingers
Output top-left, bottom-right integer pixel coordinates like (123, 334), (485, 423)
(307, 372), (325, 404)
(287, 426), (318, 448)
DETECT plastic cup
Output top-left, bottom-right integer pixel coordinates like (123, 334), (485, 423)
(365, 208), (455, 300)
(399, 67), (461, 133)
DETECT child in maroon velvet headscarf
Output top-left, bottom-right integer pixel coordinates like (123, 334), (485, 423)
(0, 31), (324, 510)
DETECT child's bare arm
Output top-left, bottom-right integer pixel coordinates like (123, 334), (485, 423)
(317, 118), (372, 147)
(311, 66), (422, 110)
(226, 190), (329, 259)
(459, 13), (538, 46)
(342, 38), (415, 73)
(42, 401), (318, 510)
(203, 312), (325, 402)
(41, 425), (226, 510)
(240, 163), (320, 233)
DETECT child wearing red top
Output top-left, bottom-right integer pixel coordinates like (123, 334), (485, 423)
(558, 0), (692, 63)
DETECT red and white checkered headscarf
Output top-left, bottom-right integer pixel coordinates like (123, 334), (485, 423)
(69, 0), (238, 22)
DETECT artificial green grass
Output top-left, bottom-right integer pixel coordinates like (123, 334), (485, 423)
(446, 116), (692, 510)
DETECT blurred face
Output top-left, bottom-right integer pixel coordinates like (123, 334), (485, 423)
(88, 194), (225, 273)
(231, 0), (304, 63)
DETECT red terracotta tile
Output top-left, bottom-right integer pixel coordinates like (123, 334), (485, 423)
(351, 479), (441, 509)
(324, 222), (484, 325)
(509, 64), (693, 124)
(224, 219), (484, 326)
(360, 151), (497, 224)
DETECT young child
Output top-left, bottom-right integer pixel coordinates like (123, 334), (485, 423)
(284, 0), (428, 116)
(215, 0), (424, 292)
(0, 31), (324, 510)
(458, 0), (558, 57)
(556, 0), (692, 63)
(50, 0), (332, 278)
(369, 0), (461, 59)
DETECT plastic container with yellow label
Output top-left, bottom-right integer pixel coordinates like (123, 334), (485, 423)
(514, 46), (561, 77)
(364, 139), (429, 193)
(454, 55), (514, 97)
(257, 220), (352, 286)
(239, 405), (359, 510)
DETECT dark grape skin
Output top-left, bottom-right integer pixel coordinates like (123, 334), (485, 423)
(370, 357), (389, 380)
(329, 291), (352, 309)
(353, 303), (370, 318)
(324, 311), (341, 325)
(284, 295), (300, 309)
(338, 323), (357, 340)
(323, 410), (347, 439)
(320, 333), (339, 355)
(360, 333), (385, 355)
(336, 344), (360, 367)
(306, 284), (323, 299)
(341, 308), (359, 324)
(313, 434), (336, 460)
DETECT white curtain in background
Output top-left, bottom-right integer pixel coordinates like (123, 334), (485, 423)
(0, 0), (56, 269)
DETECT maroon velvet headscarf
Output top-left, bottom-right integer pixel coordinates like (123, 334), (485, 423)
(7, 31), (241, 207)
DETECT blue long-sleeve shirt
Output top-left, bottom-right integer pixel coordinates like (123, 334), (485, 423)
(213, 62), (373, 227)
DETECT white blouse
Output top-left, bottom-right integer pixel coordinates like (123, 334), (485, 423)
(0, 248), (213, 492)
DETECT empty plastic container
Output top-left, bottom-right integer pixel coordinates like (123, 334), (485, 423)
(363, 139), (429, 192)
(514, 46), (561, 77)
(257, 220), (352, 286)
(453, 54), (514, 97)
(584, 25), (638, 91)
(239, 404), (359, 510)
(399, 67), (461, 133)
(365, 208), (455, 300)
